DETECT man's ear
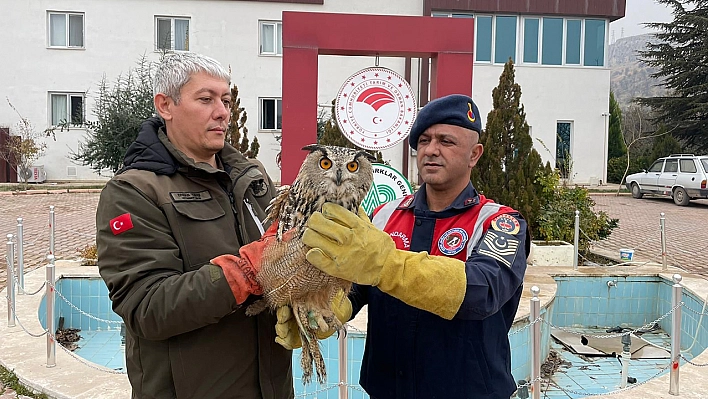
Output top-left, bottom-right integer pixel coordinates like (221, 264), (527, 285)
(154, 93), (173, 121)
(469, 142), (484, 169)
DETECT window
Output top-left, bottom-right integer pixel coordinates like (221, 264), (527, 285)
(260, 21), (282, 55)
(48, 12), (84, 48)
(566, 20), (582, 64)
(260, 98), (282, 130)
(542, 18), (563, 65)
(584, 19), (606, 66)
(664, 159), (679, 173)
(50, 93), (84, 126)
(648, 161), (664, 173)
(494, 16), (517, 63)
(680, 159), (697, 173)
(523, 18), (540, 63)
(556, 122), (572, 178)
(156, 17), (190, 51)
(475, 16), (493, 62)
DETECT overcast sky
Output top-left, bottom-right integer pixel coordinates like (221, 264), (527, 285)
(609, 0), (674, 42)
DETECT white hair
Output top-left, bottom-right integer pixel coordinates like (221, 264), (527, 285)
(153, 52), (231, 103)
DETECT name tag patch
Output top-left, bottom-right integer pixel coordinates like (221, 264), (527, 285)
(478, 230), (519, 268)
(170, 191), (212, 202)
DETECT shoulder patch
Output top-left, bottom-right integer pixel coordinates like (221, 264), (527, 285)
(478, 230), (520, 268)
(490, 214), (521, 235)
(110, 213), (134, 235)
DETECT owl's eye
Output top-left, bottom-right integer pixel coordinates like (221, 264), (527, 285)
(319, 158), (332, 170)
(346, 162), (359, 172)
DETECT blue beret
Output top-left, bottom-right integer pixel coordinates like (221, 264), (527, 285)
(409, 94), (482, 149)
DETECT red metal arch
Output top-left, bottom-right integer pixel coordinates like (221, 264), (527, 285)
(281, 11), (474, 184)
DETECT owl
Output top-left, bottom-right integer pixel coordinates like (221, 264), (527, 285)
(246, 144), (376, 384)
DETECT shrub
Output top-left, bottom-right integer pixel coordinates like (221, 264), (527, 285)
(536, 169), (618, 254)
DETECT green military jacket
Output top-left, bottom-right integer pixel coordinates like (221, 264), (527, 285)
(96, 118), (293, 399)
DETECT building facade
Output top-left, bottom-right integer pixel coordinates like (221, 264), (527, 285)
(0, 0), (625, 185)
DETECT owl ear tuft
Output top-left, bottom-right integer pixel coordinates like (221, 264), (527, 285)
(356, 151), (377, 162)
(302, 144), (325, 153)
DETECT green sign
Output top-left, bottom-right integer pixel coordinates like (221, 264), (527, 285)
(362, 164), (413, 214)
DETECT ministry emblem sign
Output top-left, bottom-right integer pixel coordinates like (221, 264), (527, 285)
(335, 67), (417, 151)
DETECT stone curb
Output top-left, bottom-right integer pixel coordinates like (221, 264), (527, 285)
(0, 189), (103, 196)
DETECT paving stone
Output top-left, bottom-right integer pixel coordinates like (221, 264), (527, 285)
(0, 192), (100, 291)
(1, 192), (707, 295)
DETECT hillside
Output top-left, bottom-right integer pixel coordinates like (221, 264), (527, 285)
(608, 33), (666, 106)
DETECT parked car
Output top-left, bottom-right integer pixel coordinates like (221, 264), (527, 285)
(625, 154), (708, 206)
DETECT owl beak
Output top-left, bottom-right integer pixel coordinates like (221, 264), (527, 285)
(336, 169), (342, 186)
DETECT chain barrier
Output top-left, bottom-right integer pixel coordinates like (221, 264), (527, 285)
(508, 316), (542, 336)
(680, 303), (708, 316)
(48, 281), (123, 325)
(679, 353), (708, 367)
(13, 275), (46, 296)
(46, 329), (127, 375)
(547, 362), (671, 397)
(294, 383), (339, 398)
(543, 301), (683, 339)
(6, 297), (48, 338)
(516, 376), (543, 390)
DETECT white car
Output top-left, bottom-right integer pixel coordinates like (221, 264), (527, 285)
(625, 154), (708, 206)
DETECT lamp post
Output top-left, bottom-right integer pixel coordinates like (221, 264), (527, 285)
(601, 112), (611, 185)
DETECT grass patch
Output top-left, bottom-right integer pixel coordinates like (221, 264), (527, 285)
(0, 364), (49, 399)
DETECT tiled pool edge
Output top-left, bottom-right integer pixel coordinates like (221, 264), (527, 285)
(0, 260), (129, 399)
(3, 262), (708, 398)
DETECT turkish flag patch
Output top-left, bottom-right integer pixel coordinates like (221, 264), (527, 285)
(110, 213), (134, 235)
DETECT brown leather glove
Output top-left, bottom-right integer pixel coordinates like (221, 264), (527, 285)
(211, 223), (279, 304)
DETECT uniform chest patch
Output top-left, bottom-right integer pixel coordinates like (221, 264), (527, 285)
(478, 230), (520, 268)
(438, 228), (468, 256)
(389, 231), (411, 249)
(169, 191), (212, 202)
(490, 214), (521, 235)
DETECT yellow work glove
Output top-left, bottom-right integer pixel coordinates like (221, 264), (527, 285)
(274, 289), (353, 350)
(302, 202), (466, 320)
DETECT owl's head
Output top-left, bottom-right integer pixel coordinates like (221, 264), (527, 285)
(296, 144), (376, 207)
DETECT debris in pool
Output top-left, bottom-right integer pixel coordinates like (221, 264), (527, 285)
(56, 328), (81, 351)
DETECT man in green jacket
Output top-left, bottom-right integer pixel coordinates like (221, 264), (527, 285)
(97, 52), (294, 398)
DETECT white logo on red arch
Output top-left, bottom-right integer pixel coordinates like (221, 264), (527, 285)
(335, 67), (417, 151)
(438, 228), (468, 256)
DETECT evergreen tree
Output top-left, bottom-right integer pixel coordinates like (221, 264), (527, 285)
(64, 56), (155, 174)
(607, 91), (626, 159)
(471, 59), (548, 234)
(651, 127), (683, 160)
(317, 100), (384, 163)
(637, 0), (708, 151)
(225, 84), (259, 158)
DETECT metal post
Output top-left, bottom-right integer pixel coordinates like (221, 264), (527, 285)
(338, 327), (349, 399)
(530, 286), (541, 399)
(16, 218), (24, 293)
(6, 234), (15, 327)
(620, 334), (631, 388)
(661, 213), (667, 271)
(46, 254), (56, 368)
(573, 210), (579, 270)
(669, 274), (682, 395)
(49, 205), (55, 257)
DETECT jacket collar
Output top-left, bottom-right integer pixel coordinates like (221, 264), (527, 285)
(404, 182), (480, 212)
(119, 116), (253, 178)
